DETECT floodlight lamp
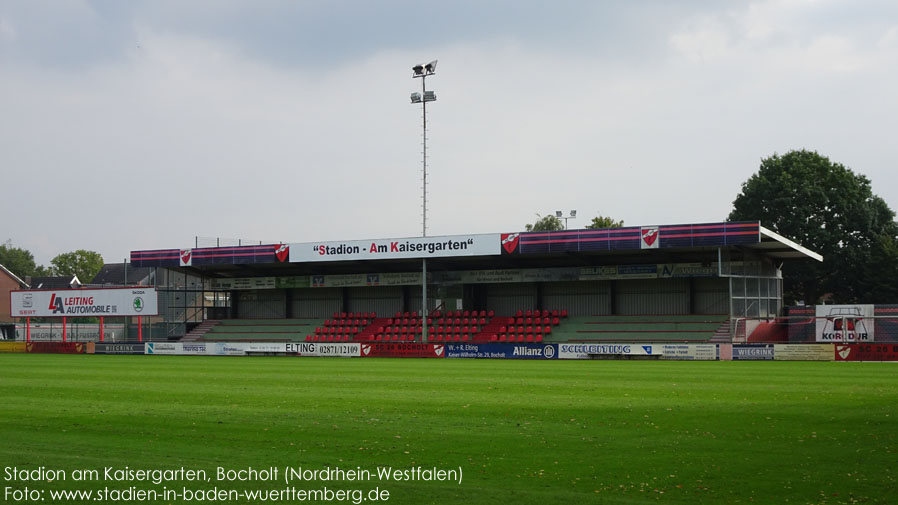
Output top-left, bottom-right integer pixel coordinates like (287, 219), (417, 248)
(411, 92), (422, 103)
(555, 211), (563, 218)
(570, 210), (577, 217)
(423, 90), (436, 102)
(412, 64), (425, 76)
(425, 59), (438, 74)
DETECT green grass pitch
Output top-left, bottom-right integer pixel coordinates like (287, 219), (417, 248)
(1, 355), (896, 504)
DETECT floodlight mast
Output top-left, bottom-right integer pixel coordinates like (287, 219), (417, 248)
(411, 60), (437, 342)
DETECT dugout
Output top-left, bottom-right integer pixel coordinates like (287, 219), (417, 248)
(130, 221), (820, 341)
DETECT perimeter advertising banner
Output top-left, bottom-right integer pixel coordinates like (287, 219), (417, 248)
(94, 343), (146, 355)
(658, 344), (718, 360)
(145, 342), (291, 356)
(25, 342), (85, 354)
(445, 343), (557, 359)
(732, 344), (775, 361)
(359, 342), (446, 358)
(815, 304), (875, 342)
(10, 288), (158, 318)
(0, 342), (26, 353)
(285, 342), (360, 357)
(557, 343), (657, 359)
(773, 344), (834, 361)
(290, 234), (501, 262)
(834, 343), (898, 362)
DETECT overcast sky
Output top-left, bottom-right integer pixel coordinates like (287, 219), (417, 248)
(2, 0), (896, 265)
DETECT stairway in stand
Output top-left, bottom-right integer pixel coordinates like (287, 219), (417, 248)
(709, 321), (732, 343)
(182, 320), (220, 341)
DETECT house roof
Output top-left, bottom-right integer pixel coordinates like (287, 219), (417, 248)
(27, 275), (80, 290)
(0, 264), (29, 288)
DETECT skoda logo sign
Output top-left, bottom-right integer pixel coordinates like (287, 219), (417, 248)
(543, 344), (555, 359)
(133, 297), (144, 313)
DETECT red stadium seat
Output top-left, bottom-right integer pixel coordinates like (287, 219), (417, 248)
(499, 334), (507, 342)
(561, 309), (568, 318)
(463, 310), (470, 318)
(526, 334), (534, 342)
(535, 334), (543, 343)
(552, 317), (560, 326)
(515, 310), (523, 317)
(544, 326), (552, 334)
(490, 334), (498, 342)
(488, 310), (495, 318)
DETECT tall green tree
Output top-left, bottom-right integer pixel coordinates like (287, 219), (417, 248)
(524, 214), (564, 232)
(0, 240), (42, 279)
(50, 250), (105, 283)
(586, 215), (624, 229)
(729, 149), (898, 304)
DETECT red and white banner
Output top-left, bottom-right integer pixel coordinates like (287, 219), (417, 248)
(10, 288), (158, 317)
(835, 343), (898, 361)
(359, 342), (445, 358)
(290, 234), (501, 262)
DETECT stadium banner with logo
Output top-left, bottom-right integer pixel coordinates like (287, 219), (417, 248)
(445, 343), (558, 359)
(285, 342), (360, 357)
(658, 344), (718, 360)
(144, 342), (289, 356)
(815, 304), (875, 342)
(773, 344), (834, 361)
(557, 343), (657, 359)
(290, 234), (501, 263)
(359, 342), (445, 358)
(25, 342), (85, 354)
(94, 343), (146, 355)
(0, 342), (26, 353)
(732, 344), (775, 361)
(145, 342), (201, 355)
(10, 288), (158, 318)
(834, 343), (898, 362)
(210, 277), (276, 290)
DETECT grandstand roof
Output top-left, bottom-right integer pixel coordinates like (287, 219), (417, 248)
(131, 221), (821, 277)
(90, 263), (154, 286)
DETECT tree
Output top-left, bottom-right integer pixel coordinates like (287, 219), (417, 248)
(50, 250), (105, 283)
(729, 149), (898, 304)
(0, 240), (41, 279)
(586, 215), (624, 229)
(525, 214), (564, 232)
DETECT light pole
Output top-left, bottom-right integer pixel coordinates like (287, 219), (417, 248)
(556, 210), (577, 229)
(411, 59), (437, 343)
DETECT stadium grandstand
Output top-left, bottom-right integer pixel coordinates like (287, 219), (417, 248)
(125, 221), (824, 345)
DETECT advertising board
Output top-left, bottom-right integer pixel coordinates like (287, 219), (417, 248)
(557, 343), (657, 359)
(444, 343), (557, 359)
(291, 234), (500, 262)
(145, 342), (287, 356)
(658, 344), (718, 360)
(834, 343), (898, 362)
(0, 342), (26, 353)
(10, 288), (158, 317)
(25, 342), (85, 354)
(732, 344), (775, 361)
(359, 343), (445, 358)
(773, 344), (834, 361)
(815, 304), (875, 342)
(94, 343), (146, 355)
(285, 342), (360, 357)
